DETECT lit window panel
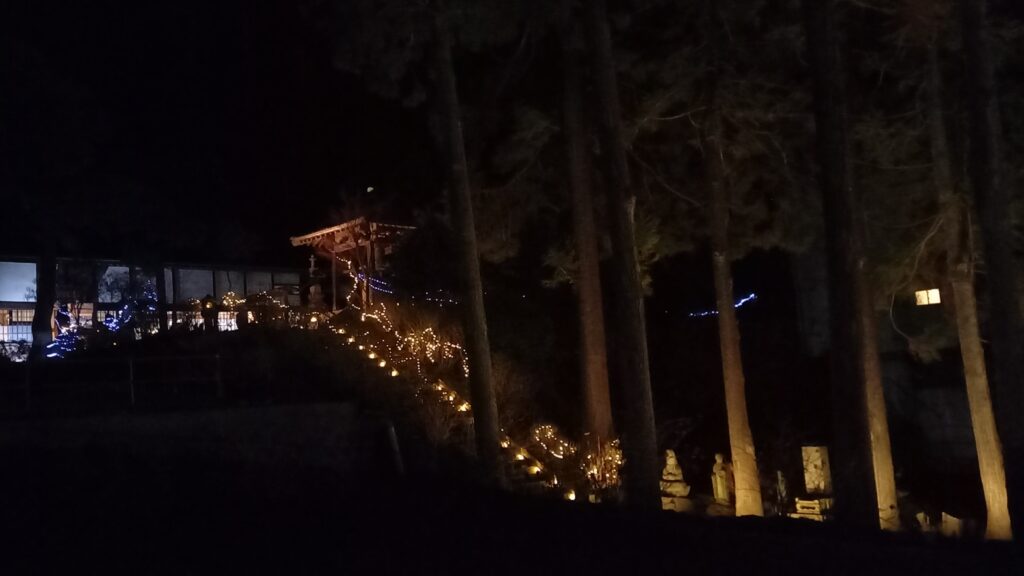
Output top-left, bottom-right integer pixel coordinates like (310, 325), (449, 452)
(914, 288), (941, 306)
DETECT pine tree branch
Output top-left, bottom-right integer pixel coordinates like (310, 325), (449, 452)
(629, 150), (702, 207)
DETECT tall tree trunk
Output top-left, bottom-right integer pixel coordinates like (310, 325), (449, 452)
(803, 0), (880, 529)
(29, 240), (57, 360)
(560, 0), (614, 445)
(960, 0), (1023, 539)
(929, 41), (1013, 540)
(584, 0), (660, 510)
(703, 103), (764, 517)
(858, 266), (901, 530)
(431, 0), (503, 483)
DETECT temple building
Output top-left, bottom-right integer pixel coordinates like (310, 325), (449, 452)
(0, 256), (303, 355)
(290, 217), (414, 311)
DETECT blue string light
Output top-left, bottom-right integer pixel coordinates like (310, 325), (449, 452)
(45, 281), (159, 359)
(687, 292), (758, 318)
(356, 273), (396, 295)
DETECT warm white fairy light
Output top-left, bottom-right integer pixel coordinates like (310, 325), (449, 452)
(532, 424), (577, 460)
(320, 250), (622, 501)
(221, 291), (244, 310)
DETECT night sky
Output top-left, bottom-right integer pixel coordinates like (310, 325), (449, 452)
(3, 0), (438, 264)
(4, 0), (1022, 267)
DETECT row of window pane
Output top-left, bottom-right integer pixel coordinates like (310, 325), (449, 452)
(0, 308), (34, 342)
(2, 261), (300, 305)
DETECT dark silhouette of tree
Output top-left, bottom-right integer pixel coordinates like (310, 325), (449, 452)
(803, 0), (882, 529)
(699, 0), (764, 518)
(960, 0), (1022, 539)
(925, 39), (1011, 540)
(559, 0), (614, 446)
(584, 0), (660, 510)
(319, 0), (533, 481)
(430, 0), (503, 483)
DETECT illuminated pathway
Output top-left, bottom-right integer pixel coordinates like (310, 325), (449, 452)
(323, 256), (621, 502)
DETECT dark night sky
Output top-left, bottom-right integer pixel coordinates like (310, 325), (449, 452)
(3, 0), (1021, 265)
(2, 0), (438, 264)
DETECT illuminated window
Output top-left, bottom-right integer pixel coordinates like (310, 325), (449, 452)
(0, 262), (37, 302)
(0, 308), (34, 343)
(915, 288), (941, 306)
(216, 312), (238, 332)
(97, 265), (130, 303)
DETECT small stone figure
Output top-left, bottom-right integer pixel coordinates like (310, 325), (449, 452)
(915, 511), (936, 533)
(940, 512), (962, 538)
(775, 470), (788, 511)
(660, 449), (692, 512)
(308, 283), (326, 310)
(712, 453), (734, 505)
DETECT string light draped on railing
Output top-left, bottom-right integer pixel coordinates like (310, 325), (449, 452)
(327, 254), (623, 501)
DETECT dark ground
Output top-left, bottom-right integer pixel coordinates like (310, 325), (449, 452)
(0, 403), (1021, 575)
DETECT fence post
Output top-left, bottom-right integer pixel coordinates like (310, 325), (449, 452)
(129, 358), (136, 407)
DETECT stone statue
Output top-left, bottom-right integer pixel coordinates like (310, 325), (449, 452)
(712, 453), (734, 505)
(660, 449), (692, 512)
(308, 283), (326, 310)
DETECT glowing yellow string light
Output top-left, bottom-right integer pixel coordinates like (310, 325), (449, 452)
(321, 251), (622, 501)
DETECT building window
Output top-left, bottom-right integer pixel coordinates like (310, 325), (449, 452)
(915, 288), (941, 306)
(245, 271), (272, 295)
(179, 269), (214, 301)
(0, 308), (35, 343)
(217, 312), (238, 332)
(97, 265), (130, 303)
(215, 271), (245, 298)
(0, 262), (37, 302)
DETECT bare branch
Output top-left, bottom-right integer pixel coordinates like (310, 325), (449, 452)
(629, 150), (702, 208)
